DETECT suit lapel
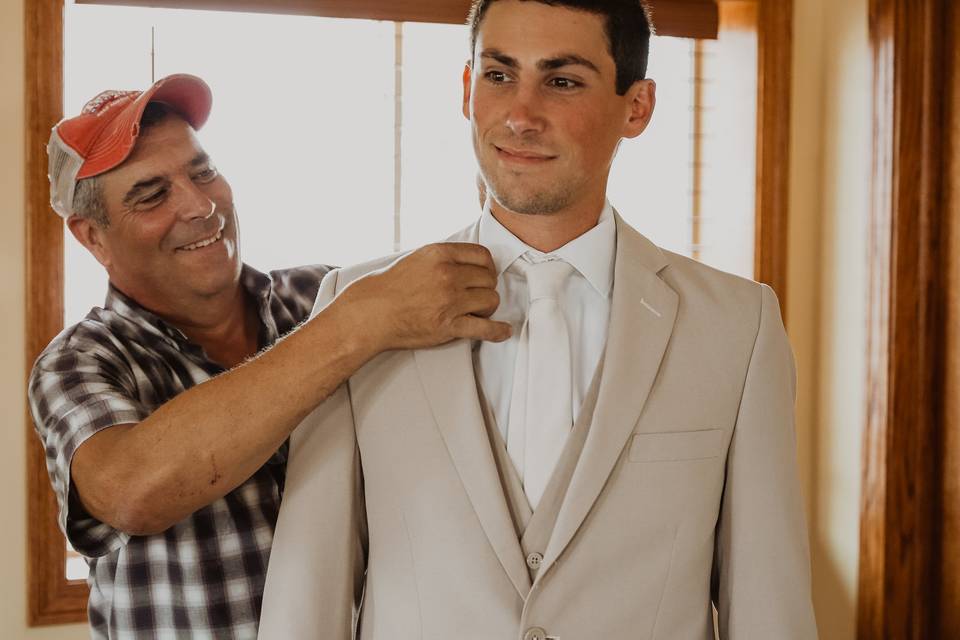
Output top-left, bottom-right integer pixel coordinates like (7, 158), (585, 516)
(413, 343), (532, 598)
(412, 220), (531, 598)
(539, 213), (679, 580)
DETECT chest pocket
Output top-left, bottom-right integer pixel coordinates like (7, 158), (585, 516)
(628, 429), (724, 462)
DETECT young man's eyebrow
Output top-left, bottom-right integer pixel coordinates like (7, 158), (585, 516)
(480, 49), (520, 68)
(538, 54), (601, 74)
(122, 176), (169, 206)
(480, 49), (601, 75)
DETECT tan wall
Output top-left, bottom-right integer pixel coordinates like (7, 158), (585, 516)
(788, 0), (871, 638)
(0, 0), (87, 636)
(1, 0), (868, 637)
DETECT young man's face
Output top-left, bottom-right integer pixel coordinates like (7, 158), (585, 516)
(463, 0), (655, 219)
(70, 115), (242, 316)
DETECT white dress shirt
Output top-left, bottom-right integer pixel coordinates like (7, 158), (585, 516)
(474, 200), (617, 449)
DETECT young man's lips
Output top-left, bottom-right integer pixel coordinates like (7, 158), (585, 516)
(495, 145), (555, 162)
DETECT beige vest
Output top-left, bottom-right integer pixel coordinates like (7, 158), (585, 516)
(475, 358), (605, 586)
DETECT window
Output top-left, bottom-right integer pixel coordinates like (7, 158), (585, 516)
(27, 0), (792, 625)
(63, 3), (755, 325)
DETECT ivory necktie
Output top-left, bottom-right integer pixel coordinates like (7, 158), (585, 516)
(506, 258), (575, 510)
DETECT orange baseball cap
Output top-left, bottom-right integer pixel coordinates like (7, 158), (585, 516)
(48, 73), (213, 219)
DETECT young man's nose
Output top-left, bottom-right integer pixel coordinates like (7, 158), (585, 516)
(504, 87), (547, 137)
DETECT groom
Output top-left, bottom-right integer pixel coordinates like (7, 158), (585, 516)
(260, 1), (818, 638)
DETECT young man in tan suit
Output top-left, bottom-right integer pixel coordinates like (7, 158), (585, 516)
(260, 1), (818, 638)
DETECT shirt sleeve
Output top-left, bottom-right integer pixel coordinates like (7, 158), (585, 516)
(28, 340), (149, 558)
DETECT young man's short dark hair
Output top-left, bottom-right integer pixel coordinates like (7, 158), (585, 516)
(467, 0), (653, 96)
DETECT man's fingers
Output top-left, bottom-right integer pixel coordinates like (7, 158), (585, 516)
(447, 263), (499, 291)
(450, 316), (513, 343)
(434, 242), (496, 272)
(457, 288), (501, 318)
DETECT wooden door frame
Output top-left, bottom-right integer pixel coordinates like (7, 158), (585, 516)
(858, 0), (956, 637)
(24, 0), (82, 626)
(24, 0), (793, 625)
(754, 0), (792, 308)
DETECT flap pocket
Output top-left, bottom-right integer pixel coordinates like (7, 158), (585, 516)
(629, 429), (724, 463)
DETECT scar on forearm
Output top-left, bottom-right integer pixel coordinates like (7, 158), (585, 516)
(209, 456), (222, 486)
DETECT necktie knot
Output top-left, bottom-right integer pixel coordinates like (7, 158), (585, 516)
(517, 259), (574, 302)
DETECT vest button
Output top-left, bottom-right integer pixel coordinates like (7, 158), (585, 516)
(526, 552), (544, 570)
(523, 627), (547, 640)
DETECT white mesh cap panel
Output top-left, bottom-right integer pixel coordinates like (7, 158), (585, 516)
(47, 128), (85, 219)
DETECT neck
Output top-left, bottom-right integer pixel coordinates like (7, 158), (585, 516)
(121, 281), (260, 369)
(490, 194), (606, 253)
(176, 285), (259, 369)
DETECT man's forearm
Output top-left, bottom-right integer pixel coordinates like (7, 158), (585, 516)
(76, 298), (376, 535)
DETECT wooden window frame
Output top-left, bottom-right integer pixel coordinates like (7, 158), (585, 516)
(78, 0), (722, 39)
(24, 0), (792, 625)
(858, 0), (958, 637)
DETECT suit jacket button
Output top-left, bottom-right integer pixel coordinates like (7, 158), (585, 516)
(526, 552), (544, 570)
(523, 627), (547, 640)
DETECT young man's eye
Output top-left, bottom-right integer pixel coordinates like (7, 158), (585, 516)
(484, 70), (510, 84)
(549, 77), (580, 90)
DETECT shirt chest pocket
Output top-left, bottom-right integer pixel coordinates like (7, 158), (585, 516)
(628, 429), (724, 462)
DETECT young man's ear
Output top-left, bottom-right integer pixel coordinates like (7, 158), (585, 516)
(67, 215), (112, 269)
(462, 63), (473, 121)
(622, 79), (657, 139)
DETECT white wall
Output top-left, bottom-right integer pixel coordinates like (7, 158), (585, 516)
(788, 0), (871, 638)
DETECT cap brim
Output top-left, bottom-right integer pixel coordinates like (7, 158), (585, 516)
(146, 74), (213, 131)
(77, 74), (213, 179)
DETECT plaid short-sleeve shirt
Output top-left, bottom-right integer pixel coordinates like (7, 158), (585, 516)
(28, 264), (329, 639)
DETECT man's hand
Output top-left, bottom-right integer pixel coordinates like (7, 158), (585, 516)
(334, 243), (513, 352)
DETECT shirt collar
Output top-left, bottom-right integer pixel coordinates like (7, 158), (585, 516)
(477, 200), (617, 298)
(104, 264), (276, 347)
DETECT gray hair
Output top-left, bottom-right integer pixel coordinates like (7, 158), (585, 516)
(72, 176), (109, 227)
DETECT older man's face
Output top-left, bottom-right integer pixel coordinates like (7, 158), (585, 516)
(84, 116), (241, 316)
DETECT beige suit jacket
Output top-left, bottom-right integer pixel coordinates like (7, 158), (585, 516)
(259, 214), (818, 639)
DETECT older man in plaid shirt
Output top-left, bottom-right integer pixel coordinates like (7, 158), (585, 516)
(28, 74), (510, 639)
